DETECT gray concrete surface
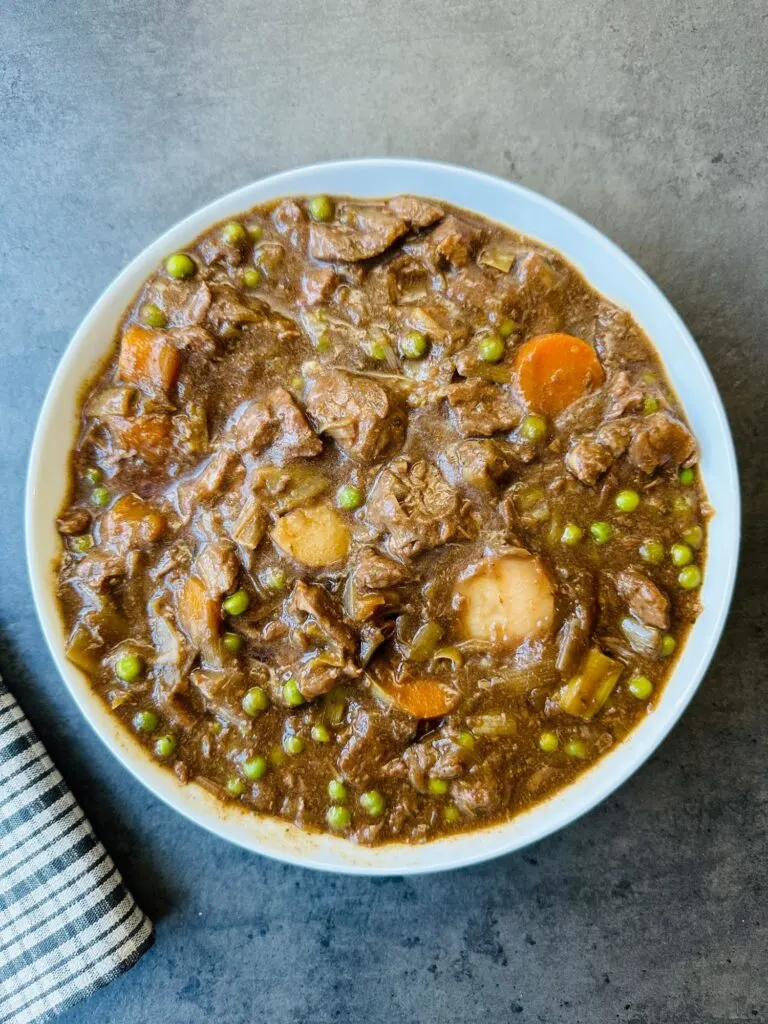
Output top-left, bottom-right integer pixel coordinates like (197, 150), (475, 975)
(1, 2), (766, 1021)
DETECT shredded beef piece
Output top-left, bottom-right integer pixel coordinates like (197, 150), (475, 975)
(338, 702), (417, 785)
(365, 457), (461, 559)
(309, 205), (408, 262)
(616, 569), (671, 629)
(230, 387), (322, 463)
(386, 195), (444, 229)
(301, 267), (337, 306)
(57, 507), (91, 535)
(627, 411), (697, 474)
(445, 439), (512, 491)
(424, 215), (482, 269)
(445, 379), (521, 437)
(306, 368), (406, 462)
(194, 541), (239, 598)
(565, 436), (615, 486)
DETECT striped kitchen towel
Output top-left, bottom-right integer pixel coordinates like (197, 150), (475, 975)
(0, 677), (154, 1023)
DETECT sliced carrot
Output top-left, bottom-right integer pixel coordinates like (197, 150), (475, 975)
(372, 677), (459, 719)
(118, 324), (181, 393)
(101, 494), (166, 550)
(514, 333), (605, 416)
(114, 414), (172, 463)
(177, 576), (220, 652)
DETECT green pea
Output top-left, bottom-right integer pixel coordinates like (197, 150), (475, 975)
(336, 484), (363, 511)
(400, 331), (428, 359)
(283, 679), (304, 707)
(327, 779), (347, 802)
(565, 739), (588, 759)
(520, 414), (547, 442)
(682, 525), (704, 549)
(360, 790), (385, 817)
(154, 734), (177, 758)
(443, 803), (461, 824)
(590, 521), (613, 545)
(283, 734), (304, 756)
(115, 653), (143, 683)
(639, 540), (665, 564)
(499, 318), (518, 338)
(242, 268), (262, 288)
(311, 724), (331, 744)
(478, 335), (505, 363)
(326, 805), (351, 830)
(457, 731), (475, 751)
(91, 486), (110, 507)
(672, 495), (694, 516)
(678, 565), (702, 590)
(670, 543), (693, 567)
(643, 396), (660, 415)
(223, 632), (243, 653)
(308, 195), (334, 222)
(226, 776), (246, 797)
(679, 467), (696, 486)
(247, 223), (264, 241)
(140, 302), (167, 328)
(314, 331), (331, 353)
(539, 731), (559, 753)
(222, 221), (247, 246)
(269, 744), (287, 768)
(660, 634), (677, 657)
(369, 341), (388, 361)
(427, 778), (448, 796)
(222, 589), (250, 616)
(85, 466), (103, 485)
(69, 534), (94, 554)
(628, 675), (654, 700)
(615, 489), (640, 512)
(165, 253), (196, 279)
(243, 756), (267, 781)
(242, 687), (268, 716)
(133, 710), (159, 734)
(261, 566), (288, 592)
(561, 523), (583, 546)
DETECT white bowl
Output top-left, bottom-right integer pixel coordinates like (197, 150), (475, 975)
(26, 159), (740, 875)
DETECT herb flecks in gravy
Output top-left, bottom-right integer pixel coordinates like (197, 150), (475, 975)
(56, 195), (707, 844)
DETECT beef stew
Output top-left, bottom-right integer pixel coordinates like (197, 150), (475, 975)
(56, 195), (708, 844)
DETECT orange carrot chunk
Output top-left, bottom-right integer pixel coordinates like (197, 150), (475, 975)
(101, 494), (166, 550)
(373, 677), (460, 719)
(177, 576), (220, 652)
(118, 324), (181, 393)
(113, 414), (172, 464)
(514, 333), (605, 416)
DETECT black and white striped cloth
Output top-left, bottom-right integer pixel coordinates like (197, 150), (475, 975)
(0, 677), (154, 1023)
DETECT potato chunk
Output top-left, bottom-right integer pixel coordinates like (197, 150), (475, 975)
(454, 551), (555, 649)
(270, 503), (351, 568)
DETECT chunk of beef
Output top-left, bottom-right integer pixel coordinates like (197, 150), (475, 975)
(76, 551), (127, 590)
(514, 251), (562, 300)
(606, 370), (644, 420)
(194, 541), (239, 598)
(337, 701), (417, 784)
(144, 279), (212, 328)
(231, 387), (322, 463)
(344, 549), (412, 622)
(594, 420), (633, 456)
(564, 436), (615, 486)
(57, 507), (91, 535)
(365, 457), (461, 559)
(300, 267), (337, 307)
(309, 205), (408, 262)
(627, 411), (697, 474)
(445, 439), (512, 491)
(393, 738), (466, 793)
(594, 305), (651, 366)
(616, 569), (670, 630)
(287, 580), (356, 651)
(206, 284), (265, 334)
(450, 753), (510, 818)
(305, 368), (406, 462)
(176, 450), (238, 516)
(386, 195), (444, 229)
(445, 379), (521, 437)
(424, 215), (482, 269)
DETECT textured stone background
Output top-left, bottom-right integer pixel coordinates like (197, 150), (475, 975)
(1, 2), (765, 1021)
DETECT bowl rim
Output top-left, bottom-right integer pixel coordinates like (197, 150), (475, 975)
(25, 157), (740, 875)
